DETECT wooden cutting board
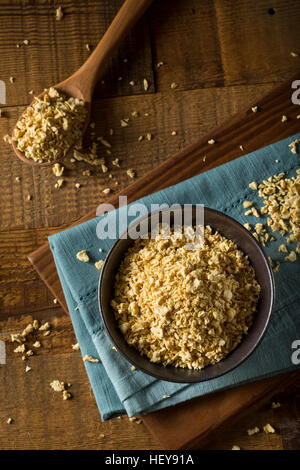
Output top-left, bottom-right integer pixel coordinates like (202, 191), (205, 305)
(28, 73), (300, 449)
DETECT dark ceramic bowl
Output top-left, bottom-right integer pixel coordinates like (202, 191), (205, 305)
(98, 206), (274, 383)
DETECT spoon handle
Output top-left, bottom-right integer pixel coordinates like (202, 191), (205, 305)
(70, 0), (154, 101)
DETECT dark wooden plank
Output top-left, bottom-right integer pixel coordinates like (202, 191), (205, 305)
(278, 378), (300, 450)
(144, 372), (298, 450)
(0, 320), (160, 450)
(150, 0), (300, 92)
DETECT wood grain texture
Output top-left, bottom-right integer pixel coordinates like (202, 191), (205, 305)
(149, 0), (300, 91)
(0, 0), (154, 106)
(0, 0), (300, 450)
(0, 83), (277, 231)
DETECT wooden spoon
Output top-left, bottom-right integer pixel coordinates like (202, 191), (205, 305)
(12, 0), (153, 166)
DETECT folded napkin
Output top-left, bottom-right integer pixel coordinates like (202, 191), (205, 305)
(49, 133), (300, 420)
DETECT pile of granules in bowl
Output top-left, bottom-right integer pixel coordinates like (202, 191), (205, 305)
(111, 225), (261, 370)
(13, 87), (87, 163)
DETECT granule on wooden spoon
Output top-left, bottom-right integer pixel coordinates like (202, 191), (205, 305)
(13, 87), (87, 163)
(111, 226), (260, 370)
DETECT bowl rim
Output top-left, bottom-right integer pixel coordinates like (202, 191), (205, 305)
(98, 205), (275, 383)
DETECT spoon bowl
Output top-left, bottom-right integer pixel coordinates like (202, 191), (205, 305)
(12, 83), (91, 166)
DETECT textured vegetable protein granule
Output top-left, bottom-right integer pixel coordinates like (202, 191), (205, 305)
(111, 226), (260, 370)
(13, 87), (87, 163)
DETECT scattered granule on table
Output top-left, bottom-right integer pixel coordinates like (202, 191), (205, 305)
(126, 169), (136, 179)
(247, 426), (260, 436)
(23, 39), (30, 46)
(54, 178), (64, 189)
(271, 402), (281, 409)
(163, 395), (170, 399)
(281, 115), (288, 123)
(9, 77), (15, 83)
(111, 225), (260, 370)
(53, 298), (58, 304)
(290, 51), (299, 57)
(32, 319), (39, 329)
(112, 158), (120, 167)
(232, 445), (240, 450)
(21, 323), (33, 337)
(14, 87), (87, 163)
(75, 183), (81, 189)
(251, 106), (258, 112)
(26, 350), (34, 357)
(76, 250), (89, 262)
(129, 417), (138, 422)
(120, 118), (129, 127)
(39, 322), (51, 331)
(14, 344), (26, 354)
(33, 341), (41, 349)
(95, 260), (104, 270)
(146, 133), (152, 141)
(6, 418), (13, 424)
(208, 139), (215, 144)
(52, 163), (64, 177)
(56, 6), (63, 21)
(101, 164), (108, 173)
(43, 331), (51, 337)
(83, 355), (99, 363)
(73, 149), (104, 166)
(143, 79), (149, 91)
(50, 380), (66, 392)
(85, 43), (91, 52)
(97, 137), (111, 148)
(25, 365), (32, 373)
(131, 111), (138, 118)
(3, 134), (12, 144)
(131, 365), (136, 371)
(103, 188), (111, 194)
(15, 176), (21, 182)
(62, 390), (72, 400)
(263, 423), (275, 434)
(171, 131), (177, 136)
(170, 82), (178, 89)
(99, 433), (105, 438)
(243, 201), (253, 209)
(72, 343), (80, 351)
(11, 333), (23, 344)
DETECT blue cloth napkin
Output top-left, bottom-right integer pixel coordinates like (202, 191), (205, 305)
(49, 133), (300, 421)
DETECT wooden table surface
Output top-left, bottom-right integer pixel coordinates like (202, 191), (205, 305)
(0, 0), (299, 450)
